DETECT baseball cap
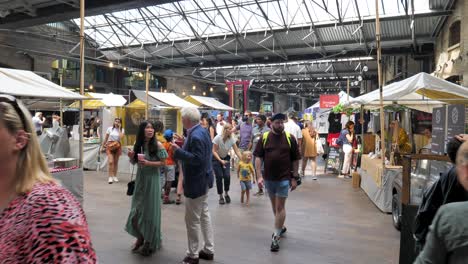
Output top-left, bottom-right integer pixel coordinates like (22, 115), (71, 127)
(163, 129), (173, 139)
(271, 113), (287, 122)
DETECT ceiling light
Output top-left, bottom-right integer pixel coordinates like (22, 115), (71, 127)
(89, 84), (93, 90)
(108, 62), (114, 68)
(182, 91), (186, 96)
(192, 85), (196, 90)
(363, 65), (368, 72)
(138, 72), (143, 78)
(210, 87), (213, 92)
(203, 92), (206, 96)
(358, 76), (363, 81)
(123, 67), (127, 71)
(225, 87), (228, 91)
(164, 89), (167, 93)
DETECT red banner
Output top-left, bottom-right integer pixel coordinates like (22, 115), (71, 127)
(320, 94), (339, 108)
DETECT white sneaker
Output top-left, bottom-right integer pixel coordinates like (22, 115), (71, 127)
(312, 176), (318, 180)
(338, 174), (344, 179)
(113, 177), (119, 183)
(108, 177), (113, 184)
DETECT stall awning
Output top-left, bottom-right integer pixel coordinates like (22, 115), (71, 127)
(69, 92), (127, 109)
(127, 90), (171, 109)
(148, 92), (198, 108)
(0, 67), (85, 100)
(348, 72), (468, 112)
(184, 95), (234, 110)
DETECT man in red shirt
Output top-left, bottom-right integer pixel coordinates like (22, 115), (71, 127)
(253, 113), (301, 252)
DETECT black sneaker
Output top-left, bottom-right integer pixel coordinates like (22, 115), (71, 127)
(270, 235), (280, 252)
(219, 197), (225, 205)
(280, 227), (287, 237)
(224, 195), (231, 204)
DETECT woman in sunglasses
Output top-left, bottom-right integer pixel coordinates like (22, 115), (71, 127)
(0, 95), (96, 263)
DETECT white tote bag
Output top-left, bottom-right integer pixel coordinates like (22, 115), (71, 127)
(316, 136), (324, 155)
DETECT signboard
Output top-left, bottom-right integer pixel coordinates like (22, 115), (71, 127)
(320, 94), (340, 109)
(431, 107), (446, 155)
(325, 147), (341, 173)
(447, 105), (466, 140)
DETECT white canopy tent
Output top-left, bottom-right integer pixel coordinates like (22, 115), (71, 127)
(87, 92), (127, 107)
(305, 91), (355, 113)
(148, 92), (199, 108)
(0, 67), (85, 100)
(347, 72), (468, 113)
(184, 95), (234, 110)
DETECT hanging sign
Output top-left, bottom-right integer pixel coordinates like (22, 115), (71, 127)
(447, 105), (466, 140)
(431, 107), (446, 155)
(320, 94), (340, 108)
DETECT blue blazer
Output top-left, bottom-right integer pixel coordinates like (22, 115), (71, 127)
(174, 124), (214, 199)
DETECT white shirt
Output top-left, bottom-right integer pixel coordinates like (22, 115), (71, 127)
(106, 127), (124, 142)
(213, 134), (236, 158)
(284, 119), (302, 139)
(314, 112), (330, 134)
(32, 116), (44, 132)
(341, 114), (355, 129)
(216, 121), (226, 136)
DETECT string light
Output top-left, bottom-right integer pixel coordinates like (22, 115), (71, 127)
(192, 85), (196, 90)
(182, 91), (186, 96)
(203, 92), (206, 96)
(210, 87), (213, 92)
(89, 84), (93, 90)
(225, 87), (228, 91)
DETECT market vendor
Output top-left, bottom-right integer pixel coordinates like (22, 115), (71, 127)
(390, 120), (412, 153)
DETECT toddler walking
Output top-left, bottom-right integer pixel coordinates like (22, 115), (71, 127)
(162, 129), (176, 204)
(237, 151), (255, 206)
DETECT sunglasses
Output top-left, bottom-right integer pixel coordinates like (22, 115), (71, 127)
(0, 94), (28, 130)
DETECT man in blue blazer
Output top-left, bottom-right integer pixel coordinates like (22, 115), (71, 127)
(171, 107), (215, 264)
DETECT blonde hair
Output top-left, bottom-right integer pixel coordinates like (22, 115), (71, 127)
(241, 151), (252, 163)
(222, 123), (233, 142)
(0, 100), (54, 194)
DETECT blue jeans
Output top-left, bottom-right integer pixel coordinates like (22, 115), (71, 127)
(213, 159), (231, 195)
(265, 180), (290, 198)
(240, 181), (252, 191)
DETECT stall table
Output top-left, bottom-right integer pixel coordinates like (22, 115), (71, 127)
(50, 166), (83, 203)
(359, 154), (402, 213)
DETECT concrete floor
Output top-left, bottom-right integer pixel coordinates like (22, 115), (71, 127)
(83, 166), (400, 264)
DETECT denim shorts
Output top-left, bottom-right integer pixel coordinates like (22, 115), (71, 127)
(265, 180), (290, 198)
(240, 181), (252, 191)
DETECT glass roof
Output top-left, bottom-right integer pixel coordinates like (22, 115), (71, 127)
(76, 0), (430, 49)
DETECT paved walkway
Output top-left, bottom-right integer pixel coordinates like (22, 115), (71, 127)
(83, 166), (399, 264)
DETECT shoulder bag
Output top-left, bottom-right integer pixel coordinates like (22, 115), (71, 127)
(127, 164), (135, 196)
(316, 135), (325, 155)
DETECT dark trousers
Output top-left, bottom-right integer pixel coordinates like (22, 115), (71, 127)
(213, 158), (231, 195)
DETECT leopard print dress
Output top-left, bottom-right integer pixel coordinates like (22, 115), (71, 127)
(0, 183), (97, 263)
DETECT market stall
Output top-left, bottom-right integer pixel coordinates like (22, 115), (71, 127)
(68, 92), (127, 171)
(0, 67), (86, 202)
(348, 72), (468, 213)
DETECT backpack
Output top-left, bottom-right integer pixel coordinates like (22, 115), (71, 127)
(262, 131), (291, 148)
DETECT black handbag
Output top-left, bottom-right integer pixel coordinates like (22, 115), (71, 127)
(127, 165), (135, 196)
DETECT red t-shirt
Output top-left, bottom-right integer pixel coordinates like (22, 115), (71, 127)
(253, 132), (301, 181)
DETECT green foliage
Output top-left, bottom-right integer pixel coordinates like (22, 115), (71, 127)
(332, 103), (358, 116)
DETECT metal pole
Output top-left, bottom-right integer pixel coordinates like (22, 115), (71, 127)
(347, 78), (350, 102)
(59, 72), (64, 126)
(376, 0), (386, 168)
(78, 0), (85, 168)
(145, 65), (150, 120)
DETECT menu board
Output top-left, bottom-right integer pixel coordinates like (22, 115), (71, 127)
(447, 105), (466, 140)
(431, 107), (446, 155)
(325, 147), (341, 173)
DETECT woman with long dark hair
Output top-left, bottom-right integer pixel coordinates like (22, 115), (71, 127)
(200, 112), (216, 140)
(101, 117), (124, 184)
(126, 120), (167, 256)
(340, 121), (355, 179)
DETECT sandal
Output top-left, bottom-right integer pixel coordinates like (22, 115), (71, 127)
(131, 239), (144, 253)
(140, 242), (154, 256)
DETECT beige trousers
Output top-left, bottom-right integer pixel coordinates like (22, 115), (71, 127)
(185, 194), (215, 258)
